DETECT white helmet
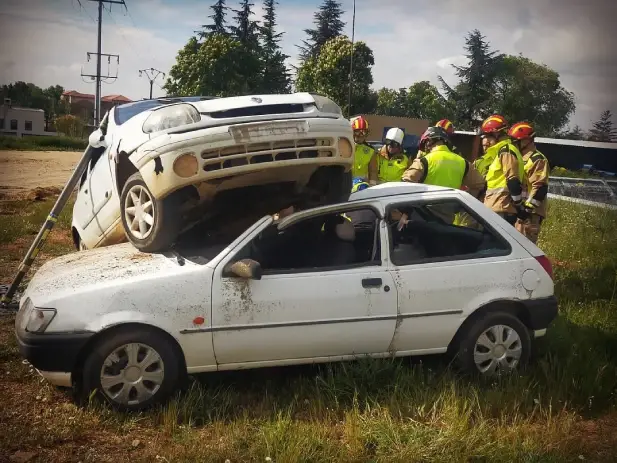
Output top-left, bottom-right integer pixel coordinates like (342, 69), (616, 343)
(385, 127), (404, 145)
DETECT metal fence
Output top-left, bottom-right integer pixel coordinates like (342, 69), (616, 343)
(549, 177), (617, 209)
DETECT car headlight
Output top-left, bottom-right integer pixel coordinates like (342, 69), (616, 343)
(312, 94), (342, 115)
(142, 103), (201, 134)
(26, 307), (56, 333)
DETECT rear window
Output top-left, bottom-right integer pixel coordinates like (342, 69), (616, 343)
(114, 96), (217, 125)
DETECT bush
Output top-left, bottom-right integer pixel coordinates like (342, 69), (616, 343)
(55, 114), (86, 138)
(0, 135), (87, 151)
(551, 166), (602, 179)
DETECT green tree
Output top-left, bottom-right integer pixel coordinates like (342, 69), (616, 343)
(555, 125), (587, 140)
(199, 0), (229, 38)
(298, 0), (345, 62)
(375, 82), (452, 122)
(260, 0), (291, 93)
(491, 55), (575, 135)
(296, 36), (374, 116)
(164, 34), (246, 97)
(230, 0), (263, 93)
(588, 110), (617, 142)
(439, 29), (504, 129)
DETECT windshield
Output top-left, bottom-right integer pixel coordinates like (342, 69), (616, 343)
(114, 96), (217, 125)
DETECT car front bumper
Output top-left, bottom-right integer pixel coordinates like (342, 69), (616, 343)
(15, 329), (94, 387)
(131, 118), (354, 199)
(523, 296), (559, 332)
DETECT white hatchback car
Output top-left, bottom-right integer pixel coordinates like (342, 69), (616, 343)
(73, 93), (354, 252)
(17, 183), (557, 410)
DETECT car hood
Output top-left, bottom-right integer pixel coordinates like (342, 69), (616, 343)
(23, 243), (187, 305)
(191, 92), (317, 114)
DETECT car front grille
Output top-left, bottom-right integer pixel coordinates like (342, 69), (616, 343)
(201, 137), (336, 172)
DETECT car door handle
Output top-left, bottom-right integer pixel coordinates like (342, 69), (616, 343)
(362, 278), (382, 288)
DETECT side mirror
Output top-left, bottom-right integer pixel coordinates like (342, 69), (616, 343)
(88, 129), (107, 149)
(227, 259), (263, 280)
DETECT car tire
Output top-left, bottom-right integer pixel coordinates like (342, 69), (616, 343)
(456, 312), (531, 376)
(79, 327), (182, 411)
(120, 172), (183, 252)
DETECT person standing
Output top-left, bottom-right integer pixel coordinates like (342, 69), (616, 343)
(478, 114), (528, 226)
(508, 122), (550, 244)
(377, 127), (411, 183)
(350, 116), (378, 185)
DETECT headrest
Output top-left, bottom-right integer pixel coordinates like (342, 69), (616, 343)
(335, 221), (355, 242)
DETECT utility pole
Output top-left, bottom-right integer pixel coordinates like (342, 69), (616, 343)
(139, 68), (166, 99)
(347, 0), (356, 118)
(80, 0), (124, 126)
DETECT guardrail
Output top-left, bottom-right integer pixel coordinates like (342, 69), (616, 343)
(549, 176), (617, 209)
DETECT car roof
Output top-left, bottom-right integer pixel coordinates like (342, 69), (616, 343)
(349, 182), (452, 201)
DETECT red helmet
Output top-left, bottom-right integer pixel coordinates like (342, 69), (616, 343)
(435, 119), (454, 135)
(508, 122), (536, 140)
(480, 114), (508, 135)
(351, 116), (369, 132)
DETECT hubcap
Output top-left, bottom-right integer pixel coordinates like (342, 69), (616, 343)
(473, 324), (522, 375)
(124, 185), (155, 240)
(99, 343), (164, 406)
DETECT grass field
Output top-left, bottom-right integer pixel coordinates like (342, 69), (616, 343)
(1, 197), (616, 462)
(0, 135), (87, 152)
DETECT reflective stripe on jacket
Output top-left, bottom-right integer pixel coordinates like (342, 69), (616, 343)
(422, 145), (466, 189)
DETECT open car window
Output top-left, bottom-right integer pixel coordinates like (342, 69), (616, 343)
(387, 199), (511, 266)
(232, 207), (381, 274)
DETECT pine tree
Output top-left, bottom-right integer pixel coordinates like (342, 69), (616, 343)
(589, 110), (617, 142)
(298, 0), (345, 62)
(439, 29), (503, 128)
(230, 0), (263, 93)
(199, 0), (229, 38)
(260, 0), (291, 93)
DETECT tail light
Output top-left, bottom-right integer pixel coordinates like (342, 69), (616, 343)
(535, 255), (553, 279)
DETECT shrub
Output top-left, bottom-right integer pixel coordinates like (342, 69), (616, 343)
(0, 135), (87, 151)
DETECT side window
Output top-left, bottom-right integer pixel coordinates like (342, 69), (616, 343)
(10, 119), (17, 130)
(232, 207), (381, 274)
(387, 199), (510, 266)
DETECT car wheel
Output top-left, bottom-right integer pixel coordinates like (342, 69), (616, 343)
(80, 327), (182, 411)
(456, 312), (531, 376)
(120, 172), (183, 252)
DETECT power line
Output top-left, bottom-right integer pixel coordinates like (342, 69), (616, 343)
(139, 68), (166, 99)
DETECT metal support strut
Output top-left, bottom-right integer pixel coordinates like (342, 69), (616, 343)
(0, 145), (96, 311)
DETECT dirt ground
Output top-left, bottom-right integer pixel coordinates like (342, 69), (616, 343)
(0, 150), (82, 199)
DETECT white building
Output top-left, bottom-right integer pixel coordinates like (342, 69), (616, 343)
(0, 98), (50, 137)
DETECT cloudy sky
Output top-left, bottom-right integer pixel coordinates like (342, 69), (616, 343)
(1, 0), (615, 130)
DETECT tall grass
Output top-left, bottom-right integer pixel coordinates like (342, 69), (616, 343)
(0, 135), (86, 151)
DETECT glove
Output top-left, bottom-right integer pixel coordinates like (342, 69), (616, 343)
(515, 202), (534, 220)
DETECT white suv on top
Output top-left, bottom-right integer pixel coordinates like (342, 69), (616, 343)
(73, 93), (354, 252)
(18, 183), (557, 411)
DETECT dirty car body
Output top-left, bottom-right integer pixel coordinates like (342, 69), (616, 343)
(21, 183), (557, 410)
(72, 93), (354, 253)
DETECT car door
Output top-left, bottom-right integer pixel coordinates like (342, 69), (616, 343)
(210, 203), (398, 367)
(87, 131), (118, 237)
(384, 194), (530, 354)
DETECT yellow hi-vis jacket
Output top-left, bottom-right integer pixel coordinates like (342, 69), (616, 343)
(377, 146), (409, 182)
(352, 143), (376, 180)
(484, 139), (527, 214)
(422, 145), (467, 189)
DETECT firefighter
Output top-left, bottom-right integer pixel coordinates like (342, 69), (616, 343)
(402, 126), (486, 199)
(351, 116), (378, 185)
(508, 122), (549, 244)
(377, 127), (411, 183)
(416, 119), (461, 158)
(478, 114), (528, 226)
